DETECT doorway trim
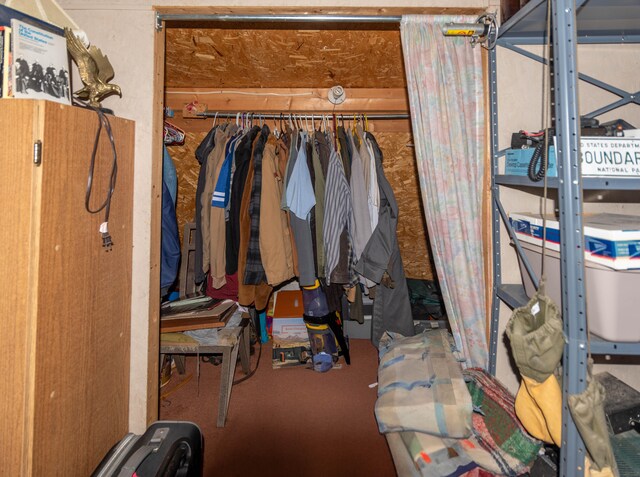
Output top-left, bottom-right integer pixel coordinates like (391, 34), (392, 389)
(149, 5), (487, 422)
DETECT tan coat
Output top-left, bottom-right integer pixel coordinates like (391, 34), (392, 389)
(259, 135), (295, 286)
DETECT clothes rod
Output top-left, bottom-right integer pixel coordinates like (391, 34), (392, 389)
(157, 13), (402, 24)
(196, 112), (410, 120)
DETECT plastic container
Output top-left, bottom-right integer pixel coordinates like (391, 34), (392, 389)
(517, 241), (640, 342)
(301, 280), (330, 316)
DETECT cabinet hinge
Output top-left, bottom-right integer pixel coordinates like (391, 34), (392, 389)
(33, 140), (42, 166)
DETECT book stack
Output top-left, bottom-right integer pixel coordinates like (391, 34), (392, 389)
(160, 297), (239, 333)
(0, 5), (70, 104)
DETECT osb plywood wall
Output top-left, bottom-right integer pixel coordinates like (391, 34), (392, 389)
(167, 131), (434, 280)
(165, 27), (406, 89)
(165, 25), (434, 280)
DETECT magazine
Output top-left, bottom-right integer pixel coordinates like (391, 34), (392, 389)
(0, 27), (4, 97)
(10, 18), (70, 104)
(1, 26), (10, 98)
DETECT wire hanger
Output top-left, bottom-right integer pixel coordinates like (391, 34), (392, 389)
(163, 120), (185, 146)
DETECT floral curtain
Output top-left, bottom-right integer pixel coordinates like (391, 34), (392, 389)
(401, 15), (488, 368)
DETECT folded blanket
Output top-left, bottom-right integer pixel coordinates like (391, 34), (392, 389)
(376, 330), (472, 438)
(400, 431), (482, 476)
(384, 369), (542, 477)
(464, 368), (541, 475)
(398, 369), (541, 476)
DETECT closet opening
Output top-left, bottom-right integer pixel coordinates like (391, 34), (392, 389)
(150, 7), (484, 423)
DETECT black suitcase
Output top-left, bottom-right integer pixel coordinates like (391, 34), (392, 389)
(92, 421), (203, 477)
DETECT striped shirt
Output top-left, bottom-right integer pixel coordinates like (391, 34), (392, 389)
(323, 148), (352, 284)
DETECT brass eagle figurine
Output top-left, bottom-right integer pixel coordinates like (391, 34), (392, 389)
(64, 28), (122, 108)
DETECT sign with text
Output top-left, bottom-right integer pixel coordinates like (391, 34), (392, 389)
(580, 137), (640, 176)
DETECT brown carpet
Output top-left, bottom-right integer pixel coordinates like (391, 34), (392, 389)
(159, 338), (397, 477)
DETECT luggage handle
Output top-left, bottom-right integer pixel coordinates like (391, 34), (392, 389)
(117, 427), (169, 477)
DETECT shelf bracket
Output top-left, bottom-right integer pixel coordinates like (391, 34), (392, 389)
(155, 12), (163, 32)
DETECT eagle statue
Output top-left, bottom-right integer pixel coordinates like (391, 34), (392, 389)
(64, 28), (122, 108)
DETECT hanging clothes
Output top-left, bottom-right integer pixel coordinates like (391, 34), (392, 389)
(160, 180), (180, 297)
(312, 130), (330, 278)
(186, 113), (414, 348)
(354, 134), (414, 346)
(227, 125), (261, 275)
(323, 147), (352, 284)
(363, 130), (380, 233)
(200, 127), (229, 277)
(285, 130), (317, 287)
(160, 147), (180, 297)
(163, 145), (178, 206)
(306, 138), (319, 276)
(193, 125), (219, 285)
(259, 134), (295, 285)
(286, 130), (316, 220)
(336, 125), (352, 181)
(243, 125), (270, 286)
(208, 125), (239, 289)
(348, 128), (372, 261)
(237, 128), (272, 310)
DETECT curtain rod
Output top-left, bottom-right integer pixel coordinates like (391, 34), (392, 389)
(196, 112), (409, 120)
(156, 13), (403, 25)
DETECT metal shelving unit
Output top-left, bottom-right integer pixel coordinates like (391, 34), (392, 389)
(489, 1), (640, 476)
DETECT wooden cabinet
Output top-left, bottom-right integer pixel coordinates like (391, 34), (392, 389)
(0, 100), (134, 476)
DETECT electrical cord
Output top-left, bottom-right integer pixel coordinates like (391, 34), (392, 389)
(527, 137), (547, 182)
(75, 99), (118, 250)
(198, 315), (263, 384)
(233, 319), (262, 385)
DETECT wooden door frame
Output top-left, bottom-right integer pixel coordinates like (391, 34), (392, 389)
(149, 5), (488, 422)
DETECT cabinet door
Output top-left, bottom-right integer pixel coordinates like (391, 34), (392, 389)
(0, 100), (41, 476)
(30, 102), (134, 477)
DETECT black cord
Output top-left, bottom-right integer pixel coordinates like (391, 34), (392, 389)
(81, 101), (118, 250)
(233, 319), (262, 385)
(527, 138), (547, 182)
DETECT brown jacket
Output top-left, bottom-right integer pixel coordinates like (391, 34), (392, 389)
(237, 133), (272, 310)
(259, 135), (296, 286)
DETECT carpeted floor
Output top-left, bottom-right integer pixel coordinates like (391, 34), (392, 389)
(159, 338), (396, 477)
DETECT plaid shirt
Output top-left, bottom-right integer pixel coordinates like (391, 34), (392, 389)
(243, 126), (270, 285)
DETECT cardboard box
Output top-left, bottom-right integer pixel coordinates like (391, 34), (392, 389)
(505, 146), (558, 177)
(271, 290), (310, 347)
(271, 345), (312, 369)
(509, 212), (640, 270)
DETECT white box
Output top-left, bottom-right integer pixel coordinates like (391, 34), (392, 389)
(517, 241), (640, 342)
(509, 212), (640, 270)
